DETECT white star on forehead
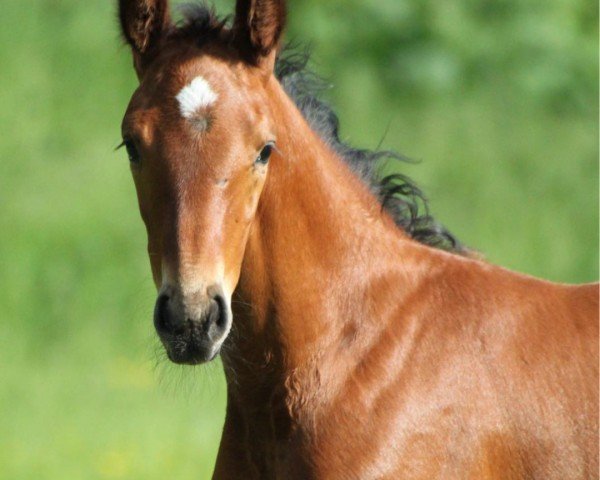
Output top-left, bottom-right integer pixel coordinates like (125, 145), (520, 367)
(176, 76), (218, 119)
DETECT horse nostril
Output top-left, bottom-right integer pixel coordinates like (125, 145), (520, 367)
(154, 294), (172, 333)
(213, 294), (227, 329)
(204, 292), (229, 340)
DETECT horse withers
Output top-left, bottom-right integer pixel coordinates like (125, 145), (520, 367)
(116, 0), (599, 478)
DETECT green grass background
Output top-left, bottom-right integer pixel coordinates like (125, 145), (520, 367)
(0, 0), (597, 478)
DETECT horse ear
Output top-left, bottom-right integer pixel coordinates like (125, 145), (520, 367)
(233, 0), (287, 72)
(118, 0), (171, 77)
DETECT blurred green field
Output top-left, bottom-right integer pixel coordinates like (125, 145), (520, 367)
(0, 0), (597, 478)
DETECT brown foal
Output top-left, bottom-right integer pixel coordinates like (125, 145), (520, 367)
(116, 1), (599, 478)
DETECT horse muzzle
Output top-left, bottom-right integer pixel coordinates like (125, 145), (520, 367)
(153, 285), (231, 365)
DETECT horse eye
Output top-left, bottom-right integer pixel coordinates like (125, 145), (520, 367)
(124, 140), (140, 164)
(255, 142), (274, 165)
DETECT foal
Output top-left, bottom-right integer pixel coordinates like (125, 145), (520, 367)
(116, 1), (599, 478)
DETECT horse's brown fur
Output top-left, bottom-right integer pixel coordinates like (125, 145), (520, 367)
(117, 1), (599, 478)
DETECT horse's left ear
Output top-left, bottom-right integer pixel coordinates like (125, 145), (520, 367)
(233, 0), (287, 74)
(118, 0), (171, 78)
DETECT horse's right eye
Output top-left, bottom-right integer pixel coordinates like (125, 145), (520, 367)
(124, 140), (140, 165)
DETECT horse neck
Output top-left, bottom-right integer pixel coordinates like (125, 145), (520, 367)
(225, 76), (424, 415)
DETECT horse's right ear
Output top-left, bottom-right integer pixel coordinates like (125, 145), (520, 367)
(118, 0), (171, 78)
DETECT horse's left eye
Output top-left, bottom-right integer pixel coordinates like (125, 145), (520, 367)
(124, 140), (140, 164)
(255, 142), (275, 165)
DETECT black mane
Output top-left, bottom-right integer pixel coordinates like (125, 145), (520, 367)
(175, 4), (466, 254)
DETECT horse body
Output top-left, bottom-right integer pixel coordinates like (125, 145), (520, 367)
(214, 78), (599, 479)
(115, 0), (599, 478)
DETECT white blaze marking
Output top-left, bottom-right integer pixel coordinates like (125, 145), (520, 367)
(175, 76), (218, 119)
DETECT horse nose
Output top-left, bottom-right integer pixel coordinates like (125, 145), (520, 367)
(153, 288), (230, 341)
